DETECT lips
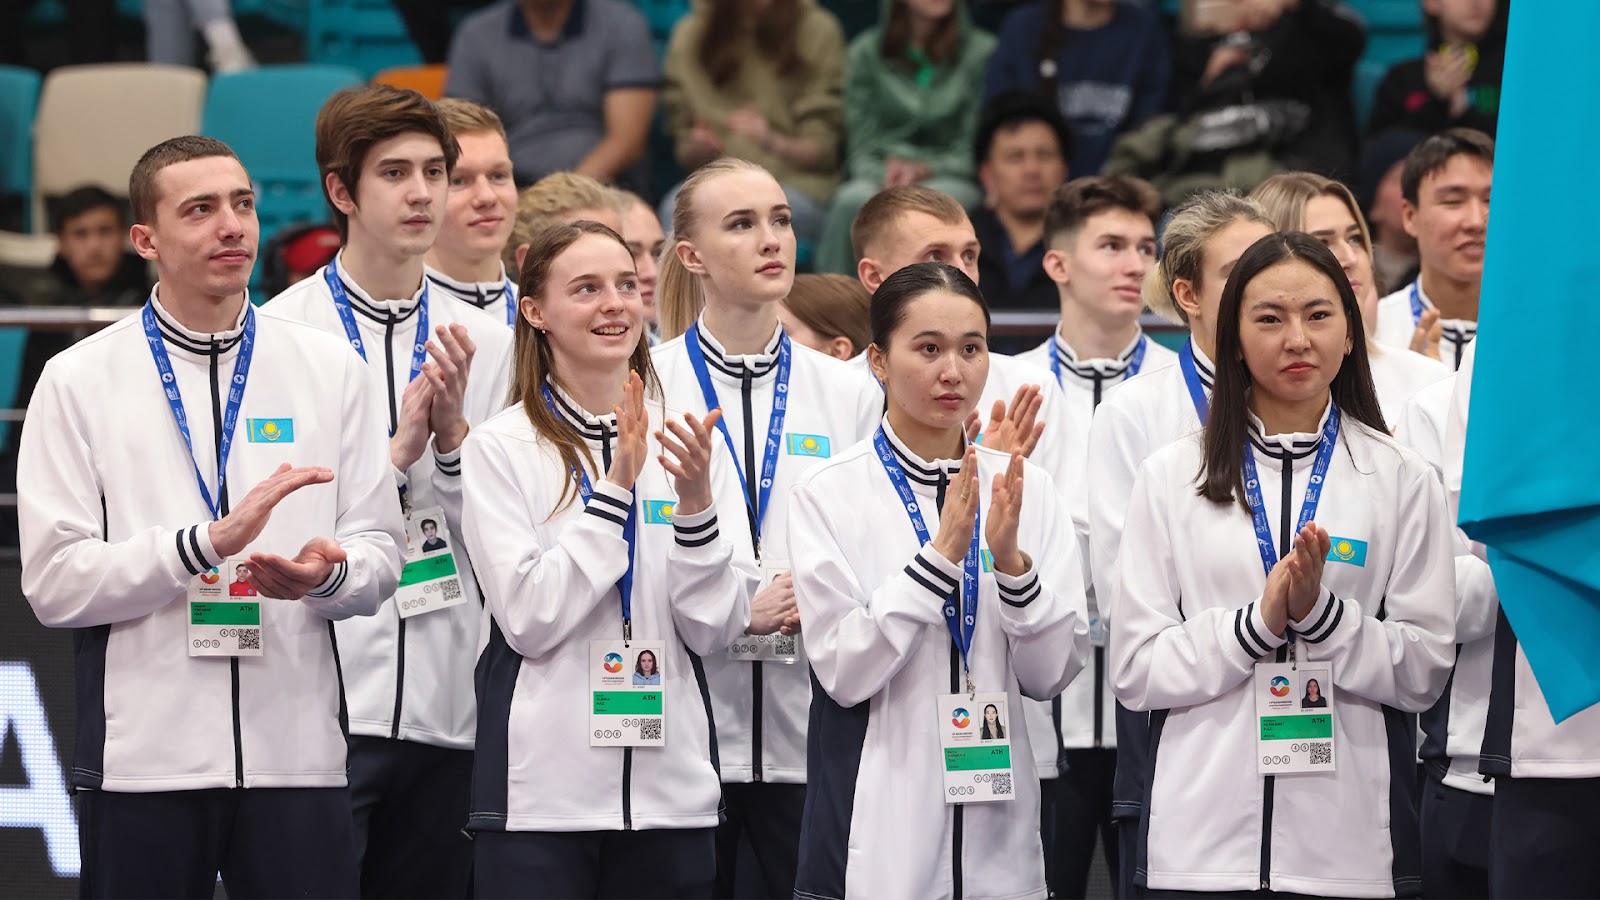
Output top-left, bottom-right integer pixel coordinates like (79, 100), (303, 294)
(758, 261), (785, 275)
(593, 324), (629, 337)
(469, 216), (503, 228)
(404, 215), (432, 227)
(1283, 362), (1316, 375)
(935, 393), (964, 408)
(212, 249), (250, 263)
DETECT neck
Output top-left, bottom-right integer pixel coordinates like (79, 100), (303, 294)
(1440, 25), (1475, 47)
(158, 281), (246, 334)
(701, 296), (779, 355)
(1190, 321), (1217, 362)
(340, 240), (425, 304)
(887, 406), (965, 465)
(556, 360), (630, 419)
(425, 246), (504, 284)
(518, 0), (573, 39)
(1057, 298), (1139, 360)
(1063, 0), (1116, 29)
(1249, 389), (1329, 436)
(1419, 265), (1480, 321)
(995, 207), (1044, 254)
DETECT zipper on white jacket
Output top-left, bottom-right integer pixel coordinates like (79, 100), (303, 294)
(1259, 451), (1296, 889)
(384, 317), (408, 740)
(208, 339), (246, 787)
(936, 471), (964, 899)
(738, 369), (768, 782)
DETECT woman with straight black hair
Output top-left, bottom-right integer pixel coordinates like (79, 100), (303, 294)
(1109, 232), (1455, 898)
(789, 261), (1088, 900)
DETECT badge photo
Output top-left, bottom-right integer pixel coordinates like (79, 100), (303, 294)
(938, 692), (1015, 803)
(395, 506), (466, 619)
(591, 641), (667, 747)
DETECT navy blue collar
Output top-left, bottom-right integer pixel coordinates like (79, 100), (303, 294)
(508, 0), (585, 43)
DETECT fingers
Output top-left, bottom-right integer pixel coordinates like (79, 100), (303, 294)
(244, 553), (297, 599)
(964, 412), (982, 444)
(1021, 422), (1046, 458)
(987, 398), (1008, 432)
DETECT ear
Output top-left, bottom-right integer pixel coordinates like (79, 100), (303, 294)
(129, 223), (158, 262)
(515, 242), (530, 272)
(675, 238), (708, 277)
(858, 256), (886, 293)
(1401, 199), (1419, 240)
(867, 341), (889, 387)
(325, 171), (358, 218)
(1042, 247), (1071, 286)
(520, 294), (544, 330)
(1172, 277), (1202, 321)
(977, 162), (995, 206)
(827, 335), (855, 360)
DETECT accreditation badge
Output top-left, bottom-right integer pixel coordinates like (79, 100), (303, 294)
(590, 640), (667, 747)
(938, 692), (1016, 804)
(188, 557), (264, 657)
(1255, 663), (1336, 774)
(395, 505), (466, 619)
(727, 557), (802, 664)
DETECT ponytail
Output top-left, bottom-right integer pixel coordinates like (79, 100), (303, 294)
(656, 241), (706, 342)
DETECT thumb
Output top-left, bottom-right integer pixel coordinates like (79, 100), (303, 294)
(304, 537), (348, 565)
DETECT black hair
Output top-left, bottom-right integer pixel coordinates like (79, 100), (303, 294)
(869, 262), (990, 351)
(49, 185), (125, 234)
(1400, 128), (1494, 206)
(973, 91), (1074, 170)
(980, 702), (1005, 740)
(1198, 232), (1386, 511)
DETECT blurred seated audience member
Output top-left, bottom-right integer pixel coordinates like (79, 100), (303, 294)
(984, 0), (1170, 177)
(42, 186), (150, 307)
(659, 0), (847, 246)
(776, 272), (870, 360)
(971, 92), (1072, 311)
(144, 0), (256, 71)
(1359, 128), (1427, 294)
(617, 189), (667, 328)
(1368, 0), (1505, 138)
(446, 0), (658, 189)
(815, 0), (995, 275)
(393, 0), (498, 64)
(260, 223), (342, 299)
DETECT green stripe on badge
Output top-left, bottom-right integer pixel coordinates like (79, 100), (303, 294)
(944, 745), (1012, 771)
(398, 552), (458, 588)
(593, 691), (664, 715)
(1260, 714), (1334, 740)
(190, 602), (261, 626)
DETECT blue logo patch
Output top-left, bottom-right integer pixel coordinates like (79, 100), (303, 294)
(1326, 537), (1368, 567)
(247, 418), (294, 443)
(644, 500), (675, 525)
(785, 433), (831, 457)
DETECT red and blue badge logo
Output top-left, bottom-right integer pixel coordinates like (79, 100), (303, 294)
(1269, 676), (1291, 697)
(951, 708), (970, 728)
(603, 653), (624, 673)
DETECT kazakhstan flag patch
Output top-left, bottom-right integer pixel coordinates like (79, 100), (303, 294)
(1326, 537), (1368, 567)
(644, 500), (676, 524)
(247, 418), (294, 443)
(786, 433), (831, 457)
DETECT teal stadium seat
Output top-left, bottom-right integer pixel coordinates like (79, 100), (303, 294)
(306, 0), (422, 80)
(0, 67), (41, 231)
(1347, 0), (1428, 130)
(0, 328), (24, 451)
(202, 64), (364, 291)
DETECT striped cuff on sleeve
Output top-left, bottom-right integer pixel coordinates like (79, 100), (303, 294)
(1292, 590), (1345, 644)
(671, 505), (719, 548)
(1234, 601), (1285, 659)
(995, 569), (1041, 608)
(904, 546), (960, 602)
(307, 560), (349, 598)
(176, 523), (218, 577)
(582, 480), (634, 531)
(433, 442), (462, 477)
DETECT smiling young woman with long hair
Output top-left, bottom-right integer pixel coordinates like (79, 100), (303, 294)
(1109, 232), (1455, 898)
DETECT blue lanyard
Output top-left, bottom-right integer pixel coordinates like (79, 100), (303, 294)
(1177, 340), (1210, 425)
(873, 427), (982, 679)
(541, 385), (637, 631)
(1409, 281), (1426, 327)
(1241, 405), (1341, 577)
(683, 326), (790, 548)
(1047, 333), (1148, 386)
(141, 298), (256, 521)
(324, 257), (429, 391)
(503, 278), (516, 328)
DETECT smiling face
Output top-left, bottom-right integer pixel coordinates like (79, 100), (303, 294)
(679, 169), (796, 308)
(131, 155), (258, 298)
(1237, 258), (1352, 411)
(1404, 153), (1492, 285)
(870, 288), (990, 436)
(524, 233), (643, 377)
(622, 198), (666, 319)
(861, 210), (982, 292)
(1048, 207), (1157, 327)
(1303, 194), (1376, 325)
(435, 130), (517, 267)
(330, 131), (449, 259)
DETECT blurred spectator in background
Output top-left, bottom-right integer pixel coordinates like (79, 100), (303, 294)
(394, 0), (498, 64)
(1358, 127), (1426, 294)
(660, 0), (846, 247)
(616, 189), (666, 328)
(814, 0), (995, 275)
(144, 0), (257, 72)
(446, 0), (659, 190)
(971, 92), (1072, 310)
(41, 187), (150, 307)
(1368, 0), (1504, 138)
(260, 223), (341, 299)
(504, 171), (623, 273)
(984, 0), (1169, 177)
(0, 0), (115, 67)
(776, 272), (871, 359)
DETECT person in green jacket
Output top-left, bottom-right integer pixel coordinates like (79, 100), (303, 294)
(815, 0), (996, 275)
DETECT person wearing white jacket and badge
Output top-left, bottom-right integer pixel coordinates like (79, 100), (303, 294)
(18, 136), (404, 897)
(789, 262), (1090, 900)
(459, 220), (758, 898)
(1110, 232), (1456, 898)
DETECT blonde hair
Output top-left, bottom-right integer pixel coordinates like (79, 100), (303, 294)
(433, 97), (507, 144)
(850, 184), (968, 264)
(656, 157), (773, 341)
(1143, 191), (1275, 324)
(1248, 172), (1373, 256)
(506, 172), (627, 270)
(782, 274), (871, 356)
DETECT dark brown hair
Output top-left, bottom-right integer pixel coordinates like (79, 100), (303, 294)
(314, 84), (461, 240)
(1042, 174), (1162, 248)
(129, 135), (241, 225)
(850, 184), (968, 264)
(1400, 127), (1494, 206)
(783, 273), (871, 355)
(699, 0), (805, 86)
(512, 221), (660, 512)
(879, 0), (959, 68)
(870, 261), (990, 351)
(1198, 232), (1386, 511)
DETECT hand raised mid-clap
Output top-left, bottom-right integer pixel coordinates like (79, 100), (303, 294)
(656, 408), (723, 517)
(985, 452), (1030, 577)
(605, 371), (650, 491)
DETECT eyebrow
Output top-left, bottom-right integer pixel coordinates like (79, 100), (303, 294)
(565, 270), (639, 285)
(178, 187), (254, 207)
(910, 329), (987, 340)
(722, 205), (793, 219)
(376, 156), (448, 168)
(1248, 296), (1335, 312)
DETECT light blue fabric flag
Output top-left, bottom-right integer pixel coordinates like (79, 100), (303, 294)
(1458, 0), (1600, 722)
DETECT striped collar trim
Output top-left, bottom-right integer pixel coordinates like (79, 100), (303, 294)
(882, 417), (963, 488)
(1052, 328), (1144, 382)
(332, 251), (423, 325)
(1246, 399), (1332, 461)
(425, 264), (511, 310)
(546, 379), (615, 448)
(693, 318), (782, 379)
(149, 287), (247, 357)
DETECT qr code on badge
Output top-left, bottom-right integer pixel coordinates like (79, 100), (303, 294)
(237, 628), (261, 650)
(773, 634), (797, 657)
(441, 579), (462, 602)
(639, 718), (663, 741)
(1309, 742), (1332, 765)
(991, 773), (1012, 796)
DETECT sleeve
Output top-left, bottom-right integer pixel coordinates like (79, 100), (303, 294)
(842, 35), (890, 183)
(1455, 552), (1498, 644)
(1085, 396), (1152, 626)
(664, 441), (757, 655)
(459, 435), (634, 660)
(442, 18), (491, 104)
(18, 364), (220, 628)
(1108, 460), (1286, 712)
(606, 4), (662, 90)
(787, 476), (947, 708)
(998, 466), (1091, 701)
(1288, 461), (1456, 713)
(789, 11), (846, 170)
(301, 348), (406, 619)
(1364, 64), (1414, 137)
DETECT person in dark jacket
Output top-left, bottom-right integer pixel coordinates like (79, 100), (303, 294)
(1366, 0), (1505, 138)
(971, 92), (1072, 313)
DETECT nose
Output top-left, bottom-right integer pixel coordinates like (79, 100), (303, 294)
(406, 171), (433, 205)
(470, 176), (496, 207)
(217, 202), (246, 242)
(1284, 316), (1310, 350)
(938, 349), (963, 384)
(759, 219), (782, 254)
(1464, 197), (1489, 232)
(1328, 238), (1357, 273)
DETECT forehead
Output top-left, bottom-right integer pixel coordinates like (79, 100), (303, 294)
(570, 205), (622, 232)
(1419, 154), (1493, 196)
(623, 200), (664, 238)
(1078, 207), (1155, 240)
(550, 232), (634, 277)
(1204, 220), (1275, 269)
(153, 155), (252, 206)
(990, 121), (1061, 155)
(694, 169), (786, 215)
(360, 131), (446, 167)
(64, 204), (122, 227)
(1303, 194), (1357, 229)
(453, 129), (510, 165)
(892, 288), (987, 336)
(877, 210), (975, 257)
(1242, 258), (1339, 301)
